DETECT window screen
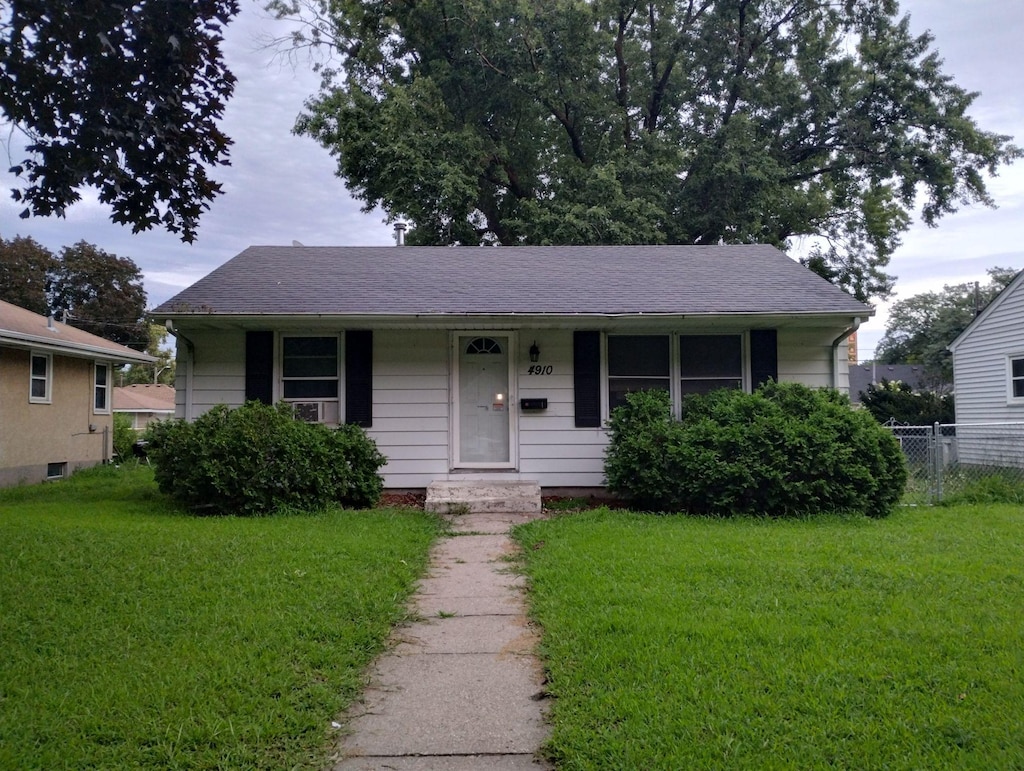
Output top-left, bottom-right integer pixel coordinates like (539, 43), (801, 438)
(679, 335), (742, 395)
(607, 335), (670, 411)
(282, 337), (339, 399)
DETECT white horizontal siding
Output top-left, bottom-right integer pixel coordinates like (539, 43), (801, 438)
(514, 330), (608, 487)
(188, 329), (246, 416)
(369, 329), (450, 488)
(374, 402), (448, 419)
(174, 322), (859, 489)
(952, 280), (1024, 429)
(777, 328), (838, 389)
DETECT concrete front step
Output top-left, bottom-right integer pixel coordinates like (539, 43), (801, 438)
(425, 480), (542, 515)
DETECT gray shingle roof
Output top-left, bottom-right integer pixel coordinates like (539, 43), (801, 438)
(153, 244), (870, 317)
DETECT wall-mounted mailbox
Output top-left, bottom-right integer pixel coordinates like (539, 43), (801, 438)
(520, 398), (548, 411)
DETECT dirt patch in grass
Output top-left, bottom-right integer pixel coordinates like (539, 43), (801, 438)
(380, 491), (426, 509)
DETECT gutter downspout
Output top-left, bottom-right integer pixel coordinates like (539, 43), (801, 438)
(164, 321), (195, 421)
(832, 317), (862, 391)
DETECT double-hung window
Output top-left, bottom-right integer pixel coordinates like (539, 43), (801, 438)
(281, 337), (339, 399)
(1010, 355), (1024, 400)
(30, 352), (52, 403)
(94, 363), (110, 413)
(607, 335), (670, 412)
(606, 333), (745, 415)
(679, 335), (743, 395)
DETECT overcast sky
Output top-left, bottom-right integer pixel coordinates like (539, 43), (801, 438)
(2, 0), (1022, 361)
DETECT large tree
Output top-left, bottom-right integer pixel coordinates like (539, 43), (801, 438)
(875, 267), (1018, 383)
(0, 234), (55, 314)
(121, 324), (177, 385)
(48, 241), (149, 350)
(270, 0), (1019, 301)
(0, 0), (239, 241)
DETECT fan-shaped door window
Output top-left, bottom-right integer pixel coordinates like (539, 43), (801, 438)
(465, 337), (503, 355)
(458, 335), (510, 464)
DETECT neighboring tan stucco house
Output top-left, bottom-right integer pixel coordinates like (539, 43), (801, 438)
(948, 268), (1024, 467)
(152, 244), (872, 492)
(113, 384), (176, 431)
(0, 299), (155, 487)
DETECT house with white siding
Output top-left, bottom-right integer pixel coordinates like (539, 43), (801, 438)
(948, 268), (1024, 467)
(152, 244), (871, 494)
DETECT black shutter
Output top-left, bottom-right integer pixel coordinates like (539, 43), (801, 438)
(574, 330), (602, 428)
(750, 329), (778, 390)
(245, 331), (274, 404)
(345, 330), (373, 427)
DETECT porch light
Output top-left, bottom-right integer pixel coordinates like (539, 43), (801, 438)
(529, 341), (540, 362)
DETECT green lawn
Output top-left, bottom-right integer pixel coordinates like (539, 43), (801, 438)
(514, 507), (1024, 770)
(0, 465), (443, 770)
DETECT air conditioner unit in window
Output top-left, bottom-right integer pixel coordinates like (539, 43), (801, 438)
(292, 402), (322, 423)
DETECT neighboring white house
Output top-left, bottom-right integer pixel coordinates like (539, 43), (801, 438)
(151, 244), (872, 492)
(948, 268), (1024, 467)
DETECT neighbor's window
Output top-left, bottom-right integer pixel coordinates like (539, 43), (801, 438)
(30, 352), (52, 403)
(46, 462), (67, 479)
(94, 363), (110, 413)
(607, 335), (670, 412)
(1011, 355), (1024, 400)
(281, 336), (339, 399)
(679, 335), (743, 396)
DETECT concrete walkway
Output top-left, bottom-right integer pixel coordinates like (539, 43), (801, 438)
(329, 511), (553, 770)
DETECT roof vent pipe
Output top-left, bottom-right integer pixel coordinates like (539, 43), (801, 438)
(393, 222), (407, 246)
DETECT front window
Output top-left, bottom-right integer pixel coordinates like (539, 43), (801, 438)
(30, 352), (51, 403)
(282, 336), (339, 399)
(607, 335), (670, 412)
(1011, 355), (1024, 400)
(94, 363), (110, 412)
(679, 335), (743, 396)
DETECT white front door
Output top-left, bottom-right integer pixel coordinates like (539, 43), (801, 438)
(455, 334), (513, 466)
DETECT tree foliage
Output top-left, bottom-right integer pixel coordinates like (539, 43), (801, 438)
(0, 0), (239, 241)
(875, 267), (1018, 383)
(49, 242), (149, 349)
(0, 235), (148, 349)
(0, 234), (55, 314)
(860, 379), (954, 426)
(122, 324), (177, 385)
(270, 0), (1020, 301)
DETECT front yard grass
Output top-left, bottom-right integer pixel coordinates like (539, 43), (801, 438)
(0, 464), (443, 769)
(514, 507), (1024, 770)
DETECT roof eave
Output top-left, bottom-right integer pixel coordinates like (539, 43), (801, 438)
(0, 331), (156, 364)
(154, 308), (870, 325)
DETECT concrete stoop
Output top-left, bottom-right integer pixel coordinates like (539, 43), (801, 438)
(425, 480), (542, 515)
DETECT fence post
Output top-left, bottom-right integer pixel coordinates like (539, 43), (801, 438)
(932, 422), (942, 504)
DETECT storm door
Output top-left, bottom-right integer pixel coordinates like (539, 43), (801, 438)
(455, 334), (513, 466)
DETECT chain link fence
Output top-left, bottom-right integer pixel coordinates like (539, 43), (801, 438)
(885, 421), (1024, 504)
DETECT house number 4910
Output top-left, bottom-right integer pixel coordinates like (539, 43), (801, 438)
(527, 365), (553, 375)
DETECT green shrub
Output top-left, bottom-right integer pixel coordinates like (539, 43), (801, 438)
(112, 412), (136, 462)
(144, 401), (386, 515)
(605, 383), (907, 517)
